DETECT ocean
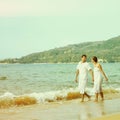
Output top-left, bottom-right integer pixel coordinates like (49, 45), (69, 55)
(0, 63), (120, 107)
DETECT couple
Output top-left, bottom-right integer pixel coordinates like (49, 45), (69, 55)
(75, 54), (108, 102)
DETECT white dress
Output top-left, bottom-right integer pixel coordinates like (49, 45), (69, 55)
(93, 66), (103, 93)
(76, 62), (91, 94)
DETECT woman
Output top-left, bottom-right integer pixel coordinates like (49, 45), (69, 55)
(91, 56), (108, 102)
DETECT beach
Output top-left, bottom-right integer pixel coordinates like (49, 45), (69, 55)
(0, 0), (120, 119)
(0, 96), (120, 120)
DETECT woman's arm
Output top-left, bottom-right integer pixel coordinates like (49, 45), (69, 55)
(98, 64), (108, 81)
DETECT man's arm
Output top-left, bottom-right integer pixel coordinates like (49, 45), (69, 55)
(75, 69), (79, 83)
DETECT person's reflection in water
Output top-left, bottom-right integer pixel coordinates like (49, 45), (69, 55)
(78, 102), (106, 120)
(92, 102), (106, 118)
(78, 103), (92, 120)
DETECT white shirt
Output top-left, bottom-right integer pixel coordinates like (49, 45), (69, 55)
(76, 62), (91, 80)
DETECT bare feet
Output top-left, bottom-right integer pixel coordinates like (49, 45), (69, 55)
(88, 96), (91, 101)
(101, 98), (104, 101)
(94, 99), (98, 102)
(80, 100), (84, 102)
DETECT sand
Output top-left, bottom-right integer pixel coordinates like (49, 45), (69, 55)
(0, 97), (120, 120)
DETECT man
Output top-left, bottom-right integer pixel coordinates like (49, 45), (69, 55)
(75, 54), (94, 102)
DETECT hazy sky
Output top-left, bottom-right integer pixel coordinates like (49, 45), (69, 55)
(0, 0), (120, 59)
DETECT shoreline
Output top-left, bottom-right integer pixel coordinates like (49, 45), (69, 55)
(0, 97), (120, 120)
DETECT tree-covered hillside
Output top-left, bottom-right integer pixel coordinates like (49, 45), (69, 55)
(0, 36), (120, 63)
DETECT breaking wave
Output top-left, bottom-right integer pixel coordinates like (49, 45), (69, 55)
(0, 87), (119, 108)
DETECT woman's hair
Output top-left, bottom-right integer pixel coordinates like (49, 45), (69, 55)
(92, 56), (98, 62)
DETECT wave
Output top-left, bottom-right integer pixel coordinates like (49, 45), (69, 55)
(0, 92), (37, 108)
(0, 87), (119, 108)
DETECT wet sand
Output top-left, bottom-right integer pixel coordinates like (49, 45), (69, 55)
(0, 97), (120, 120)
(91, 113), (120, 120)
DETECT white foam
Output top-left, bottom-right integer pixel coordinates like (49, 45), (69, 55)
(28, 88), (79, 103)
(0, 92), (15, 99)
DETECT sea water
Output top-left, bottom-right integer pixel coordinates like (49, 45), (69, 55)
(0, 63), (120, 106)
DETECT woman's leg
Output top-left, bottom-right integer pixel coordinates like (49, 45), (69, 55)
(100, 86), (104, 101)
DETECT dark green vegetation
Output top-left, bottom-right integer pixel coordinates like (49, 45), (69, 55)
(0, 36), (120, 63)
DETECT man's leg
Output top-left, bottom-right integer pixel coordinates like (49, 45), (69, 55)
(81, 94), (84, 102)
(84, 92), (91, 101)
(100, 92), (104, 101)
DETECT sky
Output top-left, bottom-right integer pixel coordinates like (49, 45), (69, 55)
(0, 0), (120, 59)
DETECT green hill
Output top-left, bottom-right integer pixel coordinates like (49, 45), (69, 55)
(1, 36), (120, 63)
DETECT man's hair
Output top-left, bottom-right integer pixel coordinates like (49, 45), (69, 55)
(92, 56), (98, 62)
(81, 54), (87, 58)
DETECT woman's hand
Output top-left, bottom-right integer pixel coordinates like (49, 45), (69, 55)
(105, 77), (108, 81)
(75, 78), (78, 83)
